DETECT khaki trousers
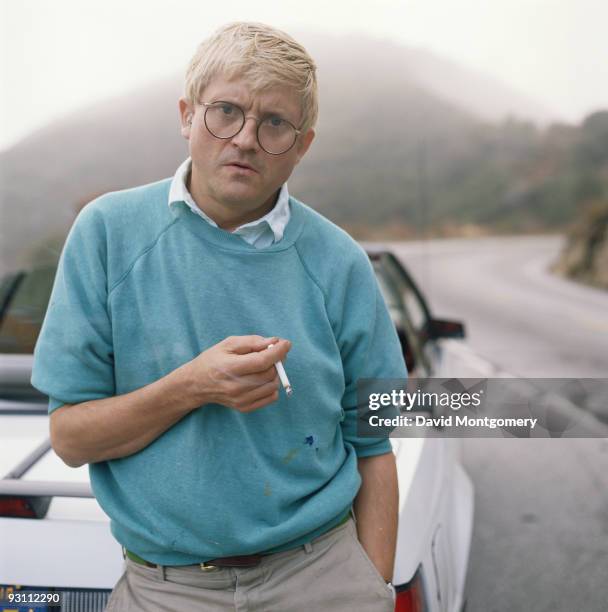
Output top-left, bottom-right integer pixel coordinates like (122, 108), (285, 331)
(105, 517), (395, 611)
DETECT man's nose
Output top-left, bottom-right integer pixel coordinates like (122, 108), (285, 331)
(231, 116), (259, 151)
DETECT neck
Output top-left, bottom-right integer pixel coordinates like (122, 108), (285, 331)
(187, 170), (278, 231)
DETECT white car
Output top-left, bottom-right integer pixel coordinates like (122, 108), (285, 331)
(0, 250), (474, 612)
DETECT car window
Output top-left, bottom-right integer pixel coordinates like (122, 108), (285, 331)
(0, 267), (56, 354)
(0, 271), (24, 320)
(372, 260), (400, 309)
(372, 257), (430, 375)
(384, 255), (431, 339)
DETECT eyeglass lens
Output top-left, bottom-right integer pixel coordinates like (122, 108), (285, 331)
(204, 102), (297, 154)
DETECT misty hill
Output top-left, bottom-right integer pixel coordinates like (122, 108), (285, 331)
(298, 31), (556, 124)
(0, 32), (588, 275)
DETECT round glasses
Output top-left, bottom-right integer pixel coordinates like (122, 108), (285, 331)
(201, 101), (301, 155)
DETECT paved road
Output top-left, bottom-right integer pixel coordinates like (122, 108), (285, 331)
(390, 235), (608, 422)
(388, 235), (608, 612)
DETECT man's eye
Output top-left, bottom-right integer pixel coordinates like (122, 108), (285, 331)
(268, 116), (284, 127)
(219, 104), (235, 115)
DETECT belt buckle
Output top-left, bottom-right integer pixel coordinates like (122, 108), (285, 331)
(199, 562), (220, 572)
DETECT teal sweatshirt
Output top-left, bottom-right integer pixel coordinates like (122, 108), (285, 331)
(31, 179), (407, 565)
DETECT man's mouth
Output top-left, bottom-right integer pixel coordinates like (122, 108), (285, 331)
(224, 162), (258, 173)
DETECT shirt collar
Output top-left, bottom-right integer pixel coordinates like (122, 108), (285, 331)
(168, 158), (290, 244)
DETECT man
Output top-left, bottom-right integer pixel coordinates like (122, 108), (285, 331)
(31, 21), (406, 611)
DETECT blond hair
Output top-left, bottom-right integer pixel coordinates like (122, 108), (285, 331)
(185, 22), (318, 133)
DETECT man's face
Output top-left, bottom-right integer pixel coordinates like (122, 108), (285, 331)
(179, 73), (315, 217)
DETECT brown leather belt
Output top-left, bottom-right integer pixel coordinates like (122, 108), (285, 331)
(203, 554), (263, 568)
(124, 548), (264, 569)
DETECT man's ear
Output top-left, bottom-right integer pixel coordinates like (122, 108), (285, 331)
(294, 128), (315, 164)
(179, 97), (194, 139)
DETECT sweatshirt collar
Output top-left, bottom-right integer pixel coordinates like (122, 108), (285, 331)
(168, 157), (290, 244)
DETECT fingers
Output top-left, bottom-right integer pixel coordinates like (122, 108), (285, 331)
(224, 335), (280, 355)
(219, 365), (278, 388)
(232, 377), (281, 412)
(234, 338), (292, 374)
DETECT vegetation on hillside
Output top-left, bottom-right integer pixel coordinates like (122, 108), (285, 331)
(551, 199), (608, 289)
(300, 110), (608, 239)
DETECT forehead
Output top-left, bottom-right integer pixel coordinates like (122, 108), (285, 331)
(202, 73), (301, 118)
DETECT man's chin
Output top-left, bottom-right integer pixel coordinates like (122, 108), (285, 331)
(215, 181), (274, 204)
(217, 189), (260, 207)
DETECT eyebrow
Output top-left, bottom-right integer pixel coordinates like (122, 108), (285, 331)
(213, 98), (291, 119)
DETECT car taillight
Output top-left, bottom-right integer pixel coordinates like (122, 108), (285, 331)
(0, 496), (51, 518)
(394, 566), (427, 612)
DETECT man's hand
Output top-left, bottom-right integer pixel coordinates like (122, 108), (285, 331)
(185, 335), (291, 412)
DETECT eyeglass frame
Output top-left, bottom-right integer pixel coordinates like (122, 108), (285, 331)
(198, 100), (303, 155)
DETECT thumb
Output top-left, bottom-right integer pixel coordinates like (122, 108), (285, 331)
(267, 338), (292, 360)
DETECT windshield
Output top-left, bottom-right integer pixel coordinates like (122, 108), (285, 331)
(0, 267), (56, 354)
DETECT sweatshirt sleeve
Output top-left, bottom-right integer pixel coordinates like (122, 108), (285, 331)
(31, 203), (116, 414)
(337, 249), (408, 458)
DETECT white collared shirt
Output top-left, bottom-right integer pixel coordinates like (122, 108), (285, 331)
(168, 158), (290, 248)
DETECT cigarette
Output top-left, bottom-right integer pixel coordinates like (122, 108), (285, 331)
(267, 343), (293, 396)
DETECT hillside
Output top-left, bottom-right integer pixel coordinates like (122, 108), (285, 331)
(552, 199), (608, 290)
